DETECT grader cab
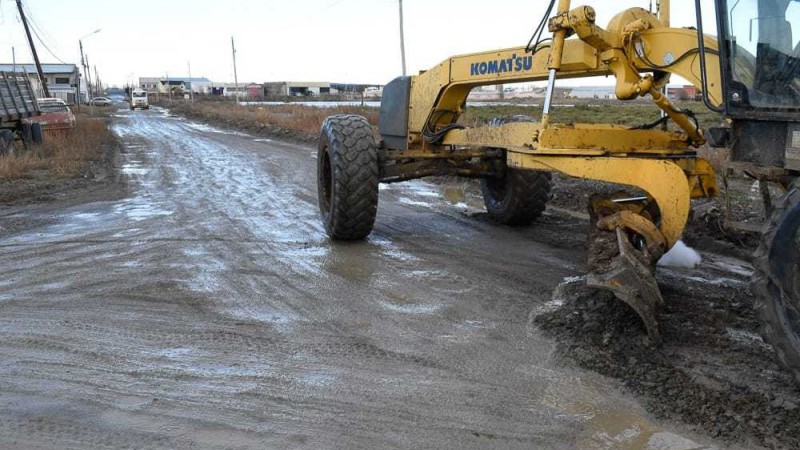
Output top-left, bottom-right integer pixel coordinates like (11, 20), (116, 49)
(316, 0), (800, 383)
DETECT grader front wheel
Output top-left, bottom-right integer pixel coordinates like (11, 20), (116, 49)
(754, 180), (800, 383)
(317, 115), (379, 240)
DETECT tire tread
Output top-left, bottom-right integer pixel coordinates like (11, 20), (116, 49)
(318, 115), (379, 240)
(753, 181), (800, 383)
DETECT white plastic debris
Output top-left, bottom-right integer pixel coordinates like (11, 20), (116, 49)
(657, 240), (702, 269)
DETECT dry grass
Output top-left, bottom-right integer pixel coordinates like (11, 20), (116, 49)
(0, 117), (110, 181)
(171, 98), (722, 141)
(0, 154), (48, 180)
(169, 101), (379, 139)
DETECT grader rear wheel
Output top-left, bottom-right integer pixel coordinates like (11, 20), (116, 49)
(480, 115), (552, 226)
(481, 168), (552, 226)
(754, 180), (800, 383)
(317, 114), (379, 240)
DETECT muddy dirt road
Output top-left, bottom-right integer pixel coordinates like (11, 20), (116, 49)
(0, 107), (783, 449)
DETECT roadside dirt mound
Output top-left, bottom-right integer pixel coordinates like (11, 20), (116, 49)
(0, 138), (123, 207)
(533, 267), (800, 449)
(165, 103), (318, 144)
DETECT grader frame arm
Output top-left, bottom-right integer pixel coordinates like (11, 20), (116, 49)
(401, 6), (722, 149)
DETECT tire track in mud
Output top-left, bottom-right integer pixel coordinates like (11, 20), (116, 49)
(0, 108), (739, 449)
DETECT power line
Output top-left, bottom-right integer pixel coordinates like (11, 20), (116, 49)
(20, 1), (66, 64)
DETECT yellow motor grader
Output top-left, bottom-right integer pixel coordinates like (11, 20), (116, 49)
(316, 0), (800, 383)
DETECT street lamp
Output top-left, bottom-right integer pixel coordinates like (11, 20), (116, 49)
(79, 29), (101, 104)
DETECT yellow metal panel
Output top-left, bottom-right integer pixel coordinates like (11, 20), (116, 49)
(439, 123), (690, 155)
(634, 28), (723, 106)
(441, 122), (540, 149)
(408, 40), (609, 137)
(448, 45), (600, 84)
(674, 157), (719, 198)
(538, 125), (688, 152)
(506, 154), (694, 247)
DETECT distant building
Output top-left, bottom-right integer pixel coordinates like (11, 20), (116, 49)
(264, 81), (332, 96)
(214, 83), (248, 97)
(330, 83), (376, 95)
(667, 85), (699, 101)
(0, 63), (84, 104)
(246, 83), (264, 97)
(138, 76), (213, 94)
(566, 86), (616, 99)
(138, 77), (161, 93)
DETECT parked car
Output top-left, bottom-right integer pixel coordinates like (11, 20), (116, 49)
(21, 98), (76, 138)
(90, 96), (112, 106)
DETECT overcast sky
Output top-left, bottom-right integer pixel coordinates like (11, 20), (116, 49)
(0, 0), (722, 87)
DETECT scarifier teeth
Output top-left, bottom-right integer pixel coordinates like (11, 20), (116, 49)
(587, 228), (665, 344)
(586, 194), (668, 344)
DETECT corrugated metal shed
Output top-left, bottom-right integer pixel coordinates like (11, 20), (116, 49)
(0, 64), (79, 74)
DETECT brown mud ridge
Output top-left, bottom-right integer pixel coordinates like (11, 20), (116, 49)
(533, 271), (800, 449)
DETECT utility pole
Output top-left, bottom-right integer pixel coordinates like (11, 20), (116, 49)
(79, 41), (89, 103)
(85, 54), (93, 98)
(167, 71), (172, 105)
(16, 0), (49, 97)
(187, 61), (194, 102)
(231, 36), (239, 103)
(398, 0), (407, 76)
(94, 65), (100, 95)
(79, 30), (101, 104)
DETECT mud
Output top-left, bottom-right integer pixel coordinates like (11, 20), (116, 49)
(0, 106), (790, 449)
(534, 265), (800, 449)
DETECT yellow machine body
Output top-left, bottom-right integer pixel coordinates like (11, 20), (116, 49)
(381, 2), (721, 249)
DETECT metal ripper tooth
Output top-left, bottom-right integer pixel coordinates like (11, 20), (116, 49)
(586, 227), (665, 344)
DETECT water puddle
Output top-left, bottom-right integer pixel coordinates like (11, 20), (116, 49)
(184, 121), (250, 137)
(726, 328), (770, 350)
(377, 299), (441, 314)
(577, 409), (715, 450)
(121, 164), (149, 176)
(113, 199), (173, 221)
(397, 197), (434, 208)
(403, 269), (475, 295)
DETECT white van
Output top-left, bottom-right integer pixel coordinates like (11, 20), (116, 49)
(130, 88), (149, 110)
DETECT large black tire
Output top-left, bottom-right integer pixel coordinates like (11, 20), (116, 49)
(0, 130), (14, 156)
(317, 115), (379, 240)
(753, 179), (800, 384)
(480, 115), (552, 226)
(31, 123), (44, 145)
(481, 168), (552, 226)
